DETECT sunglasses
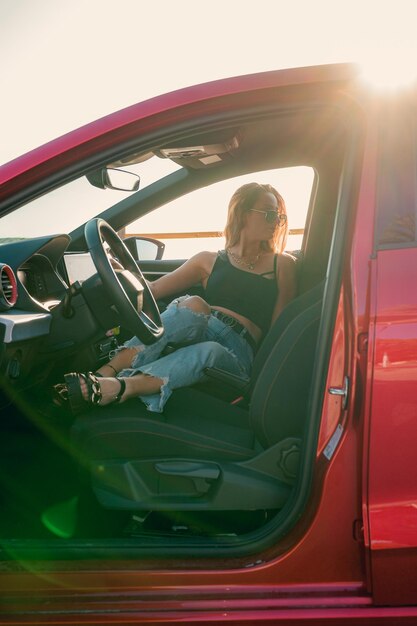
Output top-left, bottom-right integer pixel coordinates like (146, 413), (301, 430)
(249, 208), (287, 225)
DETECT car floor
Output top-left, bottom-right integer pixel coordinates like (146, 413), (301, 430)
(0, 423), (78, 539)
(0, 388), (276, 542)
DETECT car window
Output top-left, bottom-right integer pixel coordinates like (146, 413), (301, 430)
(126, 166), (315, 259)
(0, 157), (181, 241)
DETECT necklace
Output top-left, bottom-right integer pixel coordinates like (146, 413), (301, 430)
(226, 248), (261, 270)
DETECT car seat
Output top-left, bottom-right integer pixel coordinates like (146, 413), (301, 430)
(71, 282), (324, 512)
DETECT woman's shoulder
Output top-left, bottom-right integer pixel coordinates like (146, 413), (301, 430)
(187, 250), (218, 274)
(261, 250), (295, 270)
(276, 251), (297, 267)
(275, 252), (298, 285)
(190, 250), (218, 263)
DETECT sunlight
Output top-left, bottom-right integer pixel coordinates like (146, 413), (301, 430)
(359, 54), (417, 92)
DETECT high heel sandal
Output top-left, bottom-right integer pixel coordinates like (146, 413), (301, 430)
(53, 372), (126, 416)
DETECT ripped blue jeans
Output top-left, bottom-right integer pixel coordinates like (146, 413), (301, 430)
(114, 295), (254, 413)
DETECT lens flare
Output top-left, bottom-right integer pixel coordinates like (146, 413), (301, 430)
(359, 57), (417, 92)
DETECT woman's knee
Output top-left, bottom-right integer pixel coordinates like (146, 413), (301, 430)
(178, 295), (211, 315)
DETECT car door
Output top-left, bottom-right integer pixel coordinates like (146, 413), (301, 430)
(365, 97), (417, 606)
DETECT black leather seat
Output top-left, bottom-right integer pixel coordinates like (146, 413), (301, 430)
(72, 282), (324, 512)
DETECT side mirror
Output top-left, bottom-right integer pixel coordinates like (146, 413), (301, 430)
(123, 236), (165, 261)
(86, 168), (140, 192)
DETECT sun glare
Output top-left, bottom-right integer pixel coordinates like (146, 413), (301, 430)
(359, 56), (417, 92)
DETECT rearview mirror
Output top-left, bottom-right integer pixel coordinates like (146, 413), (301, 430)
(86, 168), (140, 192)
(123, 236), (165, 261)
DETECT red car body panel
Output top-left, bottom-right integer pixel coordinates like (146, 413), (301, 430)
(367, 247), (417, 605)
(1, 63), (417, 623)
(0, 64), (356, 202)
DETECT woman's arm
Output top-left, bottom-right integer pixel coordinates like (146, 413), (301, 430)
(270, 253), (297, 325)
(148, 251), (213, 301)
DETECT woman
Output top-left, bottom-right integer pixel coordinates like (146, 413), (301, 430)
(61, 182), (297, 414)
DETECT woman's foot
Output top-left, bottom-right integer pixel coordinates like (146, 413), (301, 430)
(53, 368), (164, 416)
(54, 372), (127, 416)
(78, 374), (126, 406)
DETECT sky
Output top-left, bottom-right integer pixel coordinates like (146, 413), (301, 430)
(2, 0), (417, 166)
(2, 0), (417, 255)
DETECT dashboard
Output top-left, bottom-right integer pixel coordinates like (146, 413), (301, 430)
(0, 234), (116, 387)
(0, 235), (70, 342)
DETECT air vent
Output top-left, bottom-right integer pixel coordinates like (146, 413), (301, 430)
(0, 264), (17, 310)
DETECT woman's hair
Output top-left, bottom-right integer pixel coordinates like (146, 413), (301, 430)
(224, 182), (288, 253)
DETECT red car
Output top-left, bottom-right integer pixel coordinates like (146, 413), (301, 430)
(1, 63), (417, 624)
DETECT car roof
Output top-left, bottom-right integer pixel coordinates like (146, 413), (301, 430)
(0, 64), (358, 188)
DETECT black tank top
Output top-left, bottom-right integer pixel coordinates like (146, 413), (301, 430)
(205, 251), (278, 334)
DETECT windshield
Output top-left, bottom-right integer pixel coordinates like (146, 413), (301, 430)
(0, 157), (181, 241)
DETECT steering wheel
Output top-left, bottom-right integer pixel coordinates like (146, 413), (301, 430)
(84, 218), (164, 344)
